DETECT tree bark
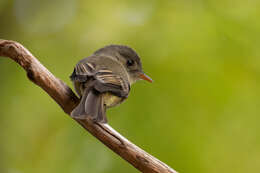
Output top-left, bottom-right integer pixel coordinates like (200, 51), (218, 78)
(0, 39), (178, 173)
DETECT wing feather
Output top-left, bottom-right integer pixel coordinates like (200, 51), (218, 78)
(95, 69), (129, 94)
(70, 62), (95, 82)
(71, 61), (129, 97)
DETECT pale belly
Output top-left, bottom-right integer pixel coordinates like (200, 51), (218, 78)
(103, 92), (124, 108)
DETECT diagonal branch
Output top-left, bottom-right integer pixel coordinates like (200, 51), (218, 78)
(0, 39), (177, 173)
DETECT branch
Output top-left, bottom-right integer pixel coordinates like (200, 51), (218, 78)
(0, 39), (177, 173)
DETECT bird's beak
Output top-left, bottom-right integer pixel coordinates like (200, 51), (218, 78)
(139, 73), (153, 83)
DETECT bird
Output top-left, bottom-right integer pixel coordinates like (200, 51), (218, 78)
(70, 45), (152, 123)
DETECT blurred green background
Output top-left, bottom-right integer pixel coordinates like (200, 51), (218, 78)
(1, 0), (260, 172)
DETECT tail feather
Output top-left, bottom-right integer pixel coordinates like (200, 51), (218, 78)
(70, 89), (89, 119)
(71, 89), (107, 123)
(85, 91), (107, 123)
(96, 96), (107, 123)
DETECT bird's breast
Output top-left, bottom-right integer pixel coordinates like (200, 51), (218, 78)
(103, 93), (124, 108)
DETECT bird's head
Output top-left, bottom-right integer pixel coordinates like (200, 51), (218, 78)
(94, 45), (153, 84)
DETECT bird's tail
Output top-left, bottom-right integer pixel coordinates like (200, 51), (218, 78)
(71, 89), (107, 123)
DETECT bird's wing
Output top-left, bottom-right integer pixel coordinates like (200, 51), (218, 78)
(94, 68), (129, 98)
(70, 61), (129, 98)
(70, 61), (96, 82)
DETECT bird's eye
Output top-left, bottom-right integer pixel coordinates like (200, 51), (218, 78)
(126, 59), (134, 66)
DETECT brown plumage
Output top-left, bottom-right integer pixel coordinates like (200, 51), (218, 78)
(70, 45), (152, 123)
